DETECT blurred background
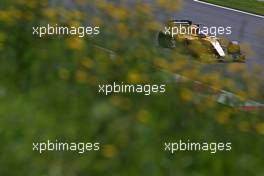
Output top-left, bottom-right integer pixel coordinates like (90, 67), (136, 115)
(0, 0), (264, 175)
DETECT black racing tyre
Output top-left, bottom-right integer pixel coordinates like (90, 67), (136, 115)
(158, 32), (175, 48)
(231, 53), (246, 62)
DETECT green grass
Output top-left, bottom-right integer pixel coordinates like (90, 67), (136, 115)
(201, 0), (264, 16)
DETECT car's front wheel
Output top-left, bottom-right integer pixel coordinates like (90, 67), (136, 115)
(158, 32), (175, 48)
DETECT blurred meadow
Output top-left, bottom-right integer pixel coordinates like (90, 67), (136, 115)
(0, 0), (264, 175)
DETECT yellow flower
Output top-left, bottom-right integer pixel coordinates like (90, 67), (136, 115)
(127, 71), (142, 83)
(204, 98), (216, 108)
(235, 90), (247, 99)
(76, 0), (87, 5)
(16, 0), (38, 8)
(0, 32), (6, 44)
(66, 37), (85, 50)
(21, 11), (33, 21)
(69, 20), (81, 28)
(169, 57), (188, 72)
(247, 79), (259, 98)
(102, 145), (117, 158)
(42, 8), (57, 20)
(141, 3), (153, 15)
(202, 71), (220, 84)
(137, 110), (151, 123)
(256, 123), (264, 135)
(0, 9), (21, 23)
(92, 17), (103, 26)
(180, 88), (193, 102)
(110, 8), (129, 21)
(70, 10), (83, 20)
(117, 23), (129, 38)
(239, 121), (250, 132)
(110, 96), (131, 110)
(146, 21), (162, 31)
(0, 11), (10, 22)
(227, 63), (246, 73)
(110, 96), (122, 107)
(156, 0), (182, 11)
(222, 79), (236, 91)
(75, 70), (87, 84)
(215, 109), (231, 124)
(95, 0), (109, 10)
(153, 58), (168, 69)
(80, 57), (94, 69)
(58, 67), (70, 80)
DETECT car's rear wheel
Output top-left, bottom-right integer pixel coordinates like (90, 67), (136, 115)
(158, 32), (175, 48)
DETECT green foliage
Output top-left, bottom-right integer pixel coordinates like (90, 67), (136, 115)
(0, 0), (264, 175)
(201, 0), (264, 16)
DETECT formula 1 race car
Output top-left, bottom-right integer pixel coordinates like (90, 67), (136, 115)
(158, 20), (246, 63)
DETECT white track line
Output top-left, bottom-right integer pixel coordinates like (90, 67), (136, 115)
(193, 0), (264, 19)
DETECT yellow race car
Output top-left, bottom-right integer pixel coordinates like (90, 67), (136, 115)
(158, 20), (246, 63)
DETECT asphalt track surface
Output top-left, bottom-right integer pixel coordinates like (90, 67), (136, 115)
(172, 0), (264, 73)
(61, 0), (264, 74)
